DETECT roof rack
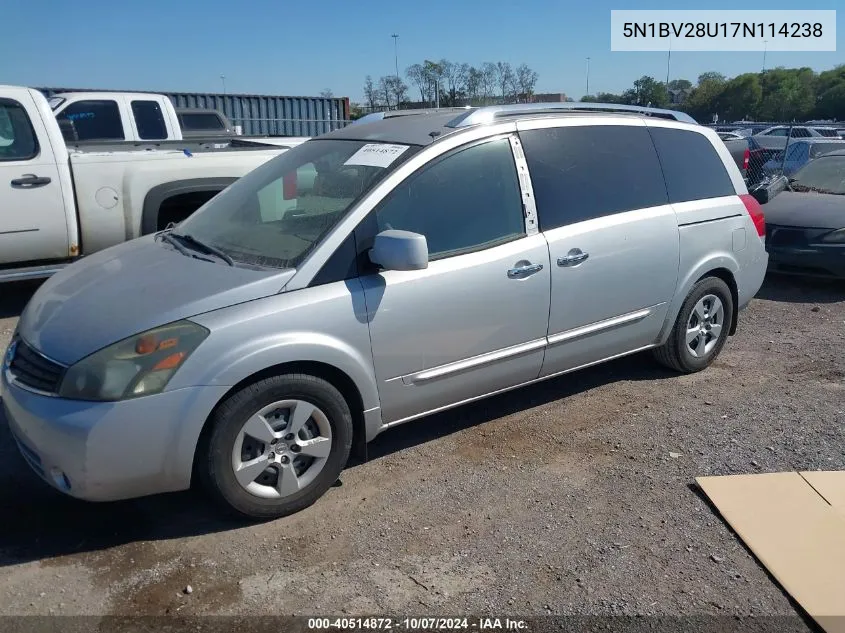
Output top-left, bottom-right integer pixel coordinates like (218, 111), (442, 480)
(444, 102), (697, 127)
(354, 107), (472, 125)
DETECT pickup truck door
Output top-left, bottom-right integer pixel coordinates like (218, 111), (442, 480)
(0, 89), (70, 265)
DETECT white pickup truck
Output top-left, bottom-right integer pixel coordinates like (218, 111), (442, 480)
(49, 89), (311, 147)
(0, 85), (297, 282)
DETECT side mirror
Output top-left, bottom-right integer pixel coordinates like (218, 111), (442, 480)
(750, 174), (788, 204)
(369, 230), (428, 271)
(57, 119), (78, 143)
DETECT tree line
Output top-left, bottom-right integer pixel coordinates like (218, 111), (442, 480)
(581, 65), (845, 123)
(361, 60), (539, 112)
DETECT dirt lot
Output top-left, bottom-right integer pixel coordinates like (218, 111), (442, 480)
(0, 275), (843, 625)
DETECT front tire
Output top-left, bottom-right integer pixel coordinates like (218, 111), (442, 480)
(200, 374), (353, 520)
(653, 276), (734, 373)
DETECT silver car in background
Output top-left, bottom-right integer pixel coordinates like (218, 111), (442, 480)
(1, 103), (768, 519)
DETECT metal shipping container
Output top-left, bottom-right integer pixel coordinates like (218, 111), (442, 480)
(39, 87), (350, 137)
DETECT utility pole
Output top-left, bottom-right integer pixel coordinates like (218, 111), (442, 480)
(391, 34), (399, 80)
(762, 40), (768, 72)
(585, 57), (590, 96)
(220, 74), (226, 95)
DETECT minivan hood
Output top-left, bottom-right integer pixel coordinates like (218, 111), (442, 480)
(18, 236), (295, 365)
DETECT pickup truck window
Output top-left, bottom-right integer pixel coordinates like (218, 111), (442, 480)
(179, 112), (225, 131)
(131, 100), (167, 140)
(56, 100), (124, 141)
(174, 139), (418, 269)
(0, 98), (38, 161)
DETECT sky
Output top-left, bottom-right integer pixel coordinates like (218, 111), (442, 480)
(1, 0), (842, 103)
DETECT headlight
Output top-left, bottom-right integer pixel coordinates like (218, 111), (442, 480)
(820, 228), (845, 244)
(59, 321), (208, 401)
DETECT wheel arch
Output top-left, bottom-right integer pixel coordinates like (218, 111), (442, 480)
(141, 177), (238, 235)
(190, 360), (371, 486)
(658, 255), (740, 345)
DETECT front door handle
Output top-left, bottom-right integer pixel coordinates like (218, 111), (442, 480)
(557, 249), (589, 267)
(11, 174), (52, 188)
(508, 262), (544, 278)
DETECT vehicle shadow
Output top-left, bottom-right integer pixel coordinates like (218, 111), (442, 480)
(757, 272), (845, 304)
(0, 352), (675, 567)
(0, 280), (43, 319)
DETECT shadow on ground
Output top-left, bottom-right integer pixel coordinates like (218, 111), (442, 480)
(756, 273), (845, 305)
(0, 352), (674, 567)
(0, 280), (43, 320)
(0, 269), (841, 566)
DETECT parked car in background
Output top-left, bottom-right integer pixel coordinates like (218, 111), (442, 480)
(762, 139), (845, 177)
(176, 108), (236, 138)
(2, 102), (768, 519)
(0, 85), (296, 282)
(753, 125), (842, 151)
(718, 131), (745, 141)
(765, 150), (845, 278)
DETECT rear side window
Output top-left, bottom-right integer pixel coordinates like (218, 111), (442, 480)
(520, 125), (668, 231)
(817, 129), (840, 138)
(791, 127), (811, 138)
(131, 100), (167, 139)
(56, 100), (124, 141)
(649, 127), (735, 203)
(0, 98), (38, 161)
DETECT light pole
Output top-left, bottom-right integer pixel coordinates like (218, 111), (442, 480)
(665, 39), (672, 85)
(220, 74), (226, 95)
(585, 57), (590, 96)
(391, 34), (399, 80)
(762, 40), (768, 72)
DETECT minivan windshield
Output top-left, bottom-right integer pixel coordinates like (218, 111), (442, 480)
(173, 139), (418, 269)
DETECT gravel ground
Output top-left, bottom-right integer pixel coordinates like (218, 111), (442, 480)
(0, 274), (843, 626)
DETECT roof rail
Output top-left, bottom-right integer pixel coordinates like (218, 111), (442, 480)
(354, 107), (472, 125)
(445, 102), (698, 127)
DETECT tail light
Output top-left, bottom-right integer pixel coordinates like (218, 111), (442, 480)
(742, 148), (750, 171)
(740, 194), (765, 237)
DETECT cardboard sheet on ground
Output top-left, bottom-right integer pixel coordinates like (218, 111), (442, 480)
(697, 471), (845, 633)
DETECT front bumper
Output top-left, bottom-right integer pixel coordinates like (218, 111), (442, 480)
(767, 246), (845, 279)
(1, 366), (229, 502)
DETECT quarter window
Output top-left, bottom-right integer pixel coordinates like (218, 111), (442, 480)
(56, 100), (124, 141)
(131, 100), (167, 140)
(0, 98), (38, 161)
(649, 127), (736, 203)
(371, 138), (525, 260)
(519, 125), (668, 231)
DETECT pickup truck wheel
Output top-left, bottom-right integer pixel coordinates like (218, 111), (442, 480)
(653, 277), (734, 373)
(200, 374), (353, 520)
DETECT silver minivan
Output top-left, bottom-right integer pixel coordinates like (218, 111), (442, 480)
(2, 104), (768, 519)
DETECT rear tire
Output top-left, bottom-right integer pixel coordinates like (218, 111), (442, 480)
(653, 276), (734, 373)
(199, 373), (353, 520)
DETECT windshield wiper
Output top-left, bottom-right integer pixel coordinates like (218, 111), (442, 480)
(160, 231), (216, 263)
(171, 232), (235, 266)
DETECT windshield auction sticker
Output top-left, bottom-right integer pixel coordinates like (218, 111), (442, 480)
(611, 10), (836, 51)
(345, 143), (410, 168)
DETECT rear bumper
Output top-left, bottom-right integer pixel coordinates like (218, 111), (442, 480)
(767, 246), (845, 279)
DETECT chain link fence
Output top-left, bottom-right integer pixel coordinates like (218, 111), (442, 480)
(712, 123), (845, 193)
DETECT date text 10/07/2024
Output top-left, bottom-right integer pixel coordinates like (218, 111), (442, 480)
(307, 618), (529, 630)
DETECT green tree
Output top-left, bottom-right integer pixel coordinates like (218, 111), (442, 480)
(813, 65), (845, 119)
(621, 76), (668, 107)
(719, 74), (762, 121)
(758, 68), (815, 120)
(667, 79), (692, 91)
(684, 73), (727, 122)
